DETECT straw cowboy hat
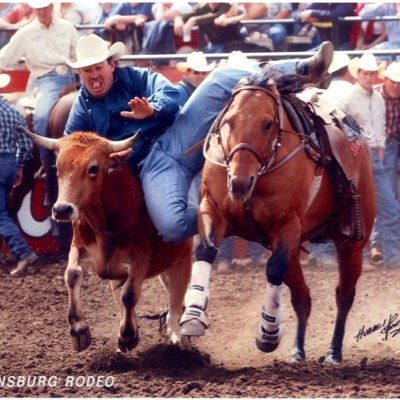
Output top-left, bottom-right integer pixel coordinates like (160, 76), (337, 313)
(28, 0), (52, 8)
(0, 73), (10, 89)
(64, 34), (125, 69)
(348, 53), (383, 78)
(328, 51), (350, 74)
(380, 61), (400, 82)
(176, 51), (215, 73)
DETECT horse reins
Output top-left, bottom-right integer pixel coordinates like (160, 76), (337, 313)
(204, 84), (307, 176)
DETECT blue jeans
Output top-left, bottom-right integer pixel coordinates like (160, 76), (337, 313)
(370, 148), (400, 265)
(27, 71), (74, 137)
(0, 155), (33, 261)
(383, 138), (400, 200)
(139, 61), (303, 243)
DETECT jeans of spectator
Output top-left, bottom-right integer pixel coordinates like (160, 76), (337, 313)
(383, 138), (400, 200)
(0, 155), (34, 262)
(369, 148), (400, 266)
(216, 236), (265, 264)
(268, 23), (288, 50)
(139, 60), (308, 243)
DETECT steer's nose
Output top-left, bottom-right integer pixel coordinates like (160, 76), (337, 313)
(52, 202), (76, 221)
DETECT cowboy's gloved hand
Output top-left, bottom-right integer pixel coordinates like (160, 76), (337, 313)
(120, 97), (155, 120)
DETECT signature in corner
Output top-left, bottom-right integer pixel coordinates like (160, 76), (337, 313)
(354, 313), (400, 342)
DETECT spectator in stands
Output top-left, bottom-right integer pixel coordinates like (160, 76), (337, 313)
(5, 3), (34, 28)
(0, 93), (37, 277)
(54, 2), (101, 37)
(99, 2), (153, 54)
(0, 3), (15, 48)
(351, 3), (387, 51)
(175, 51), (215, 107)
(338, 53), (400, 268)
(293, 3), (357, 50)
(174, 3), (242, 54)
(213, 3), (273, 52)
(141, 2), (194, 67)
(359, 3), (400, 61)
(0, 1), (77, 158)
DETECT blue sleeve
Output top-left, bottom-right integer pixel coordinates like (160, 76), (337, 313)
(309, 4), (356, 21)
(125, 68), (180, 133)
(64, 92), (94, 136)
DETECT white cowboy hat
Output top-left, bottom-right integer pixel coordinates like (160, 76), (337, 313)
(0, 73), (11, 89)
(176, 51), (215, 73)
(348, 53), (381, 78)
(28, 0), (52, 8)
(328, 51), (350, 74)
(64, 34), (125, 69)
(381, 61), (400, 83)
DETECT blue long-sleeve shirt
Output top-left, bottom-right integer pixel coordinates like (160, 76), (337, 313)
(64, 66), (180, 165)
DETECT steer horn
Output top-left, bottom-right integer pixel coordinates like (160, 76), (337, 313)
(19, 126), (61, 151)
(108, 130), (140, 152)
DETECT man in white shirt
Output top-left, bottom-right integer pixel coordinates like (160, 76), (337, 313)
(0, 0), (78, 145)
(338, 53), (400, 268)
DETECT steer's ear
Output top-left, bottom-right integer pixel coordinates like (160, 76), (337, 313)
(107, 148), (132, 173)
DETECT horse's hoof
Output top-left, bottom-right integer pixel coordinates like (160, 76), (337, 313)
(320, 349), (342, 364)
(118, 334), (139, 353)
(255, 338), (280, 353)
(181, 319), (206, 337)
(255, 326), (283, 353)
(70, 326), (92, 352)
(290, 347), (306, 363)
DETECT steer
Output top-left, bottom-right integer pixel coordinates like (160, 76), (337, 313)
(21, 128), (192, 352)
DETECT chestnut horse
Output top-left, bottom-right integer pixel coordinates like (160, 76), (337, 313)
(180, 67), (376, 364)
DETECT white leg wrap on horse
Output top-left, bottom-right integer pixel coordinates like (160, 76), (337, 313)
(184, 261), (211, 309)
(180, 261), (211, 329)
(257, 283), (284, 343)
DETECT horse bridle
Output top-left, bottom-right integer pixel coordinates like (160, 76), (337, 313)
(204, 84), (307, 176)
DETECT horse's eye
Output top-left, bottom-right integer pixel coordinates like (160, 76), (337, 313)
(88, 164), (99, 177)
(264, 120), (273, 131)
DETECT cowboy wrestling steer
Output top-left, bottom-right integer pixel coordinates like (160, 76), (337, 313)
(21, 127), (192, 352)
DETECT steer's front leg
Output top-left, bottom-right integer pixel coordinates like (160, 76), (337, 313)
(64, 240), (92, 352)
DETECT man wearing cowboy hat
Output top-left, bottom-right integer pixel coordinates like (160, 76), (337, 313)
(376, 62), (400, 200)
(175, 51), (215, 106)
(64, 34), (180, 166)
(0, 1), (78, 146)
(338, 53), (400, 269)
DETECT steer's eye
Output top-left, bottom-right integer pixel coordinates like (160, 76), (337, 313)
(87, 163), (99, 177)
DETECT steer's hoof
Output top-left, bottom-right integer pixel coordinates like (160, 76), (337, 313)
(70, 326), (92, 352)
(118, 334), (139, 353)
(181, 319), (206, 337)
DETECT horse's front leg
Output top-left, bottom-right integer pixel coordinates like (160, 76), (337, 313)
(65, 240), (92, 352)
(256, 218), (311, 363)
(180, 195), (227, 337)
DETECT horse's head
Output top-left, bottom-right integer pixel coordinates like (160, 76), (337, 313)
(216, 73), (284, 202)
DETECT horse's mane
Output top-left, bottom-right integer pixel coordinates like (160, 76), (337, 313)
(237, 64), (311, 97)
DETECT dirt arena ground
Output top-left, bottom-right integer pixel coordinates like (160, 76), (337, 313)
(1, 254), (400, 398)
